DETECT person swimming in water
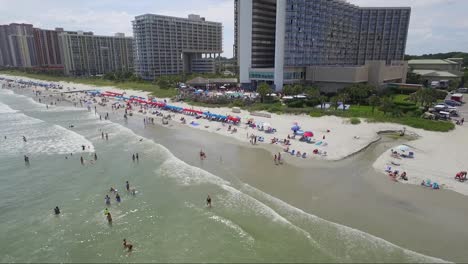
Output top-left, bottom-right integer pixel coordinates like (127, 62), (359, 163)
(24, 155), (30, 165)
(126, 181), (130, 192)
(104, 208), (109, 216)
(206, 195), (212, 208)
(94, 153), (98, 161)
(123, 239), (133, 251)
(54, 206), (60, 215)
(105, 195), (111, 205)
(132, 154), (135, 162)
(116, 193), (121, 203)
(22, 136), (27, 142)
(80, 156), (84, 165)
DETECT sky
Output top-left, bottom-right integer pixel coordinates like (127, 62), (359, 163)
(0, 0), (467, 58)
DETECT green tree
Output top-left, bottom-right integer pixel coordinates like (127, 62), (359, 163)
(283, 85), (295, 96)
(338, 92), (350, 111)
(257, 82), (273, 103)
(368, 95), (381, 113)
(379, 97), (395, 115)
(406, 68), (422, 85)
(292, 84), (304, 95)
(318, 95), (328, 110)
(304, 86), (320, 98)
(330, 96), (339, 110)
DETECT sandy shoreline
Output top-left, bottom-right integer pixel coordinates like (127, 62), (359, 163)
(2, 73), (468, 197)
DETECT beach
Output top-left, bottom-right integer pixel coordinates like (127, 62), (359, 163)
(3, 73), (467, 196)
(1, 74), (468, 262)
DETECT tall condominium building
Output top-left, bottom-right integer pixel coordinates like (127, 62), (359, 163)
(236, 0), (411, 92)
(58, 32), (134, 76)
(33, 27), (67, 69)
(132, 14), (223, 80)
(0, 23), (38, 67)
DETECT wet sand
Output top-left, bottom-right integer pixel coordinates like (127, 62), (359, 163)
(12, 87), (468, 262)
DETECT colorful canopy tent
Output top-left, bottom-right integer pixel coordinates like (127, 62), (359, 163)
(184, 109), (204, 114)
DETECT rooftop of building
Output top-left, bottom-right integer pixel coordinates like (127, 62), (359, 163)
(413, 69), (463, 78)
(408, 59), (461, 65)
(133, 13), (221, 25)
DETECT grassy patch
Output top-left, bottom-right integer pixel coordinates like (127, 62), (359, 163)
(0, 70), (178, 98)
(350, 117), (361, 125)
(310, 105), (454, 132)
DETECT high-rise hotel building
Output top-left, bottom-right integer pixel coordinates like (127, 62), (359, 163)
(132, 14), (223, 80)
(235, 0), (411, 92)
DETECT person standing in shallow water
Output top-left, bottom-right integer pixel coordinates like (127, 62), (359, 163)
(80, 156), (84, 165)
(94, 153), (98, 161)
(54, 206), (60, 215)
(132, 154), (135, 162)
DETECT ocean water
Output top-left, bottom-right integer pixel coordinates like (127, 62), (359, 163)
(0, 88), (446, 263)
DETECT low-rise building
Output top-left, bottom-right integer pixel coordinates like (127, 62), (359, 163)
(408, 59), (464, 83)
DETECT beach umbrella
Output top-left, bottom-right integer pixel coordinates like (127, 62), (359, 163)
(304, 131), (314, 137)
(396, 145), (410, 152)
(291, 125), (301, 131)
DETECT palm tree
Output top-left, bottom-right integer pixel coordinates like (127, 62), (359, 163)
(330, 96), (339, 110)
(318, 95), (328, 110)
(257, 82), (273, 103)
(338, 92), (350, 111)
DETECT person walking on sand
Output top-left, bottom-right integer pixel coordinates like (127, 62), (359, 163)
(206, 195), (212, 208)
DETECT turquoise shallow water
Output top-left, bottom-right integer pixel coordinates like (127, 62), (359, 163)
(0, 87), (446, 263)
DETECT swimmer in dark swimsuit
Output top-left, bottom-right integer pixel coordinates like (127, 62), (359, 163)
(206, 195), (212, 208)
(123, 239), (133, 251)
(54, 206), (60, 215)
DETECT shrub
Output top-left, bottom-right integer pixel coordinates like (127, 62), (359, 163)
(350, 117), (361, 125)
(232, 99), (245, 107)
(285, 99), (305, 108)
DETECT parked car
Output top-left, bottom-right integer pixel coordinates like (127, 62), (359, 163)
(444, 99), (462, 107)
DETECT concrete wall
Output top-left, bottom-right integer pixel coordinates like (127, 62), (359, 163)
(306, 65), (368, 83)
(367, 61), (407, 86)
